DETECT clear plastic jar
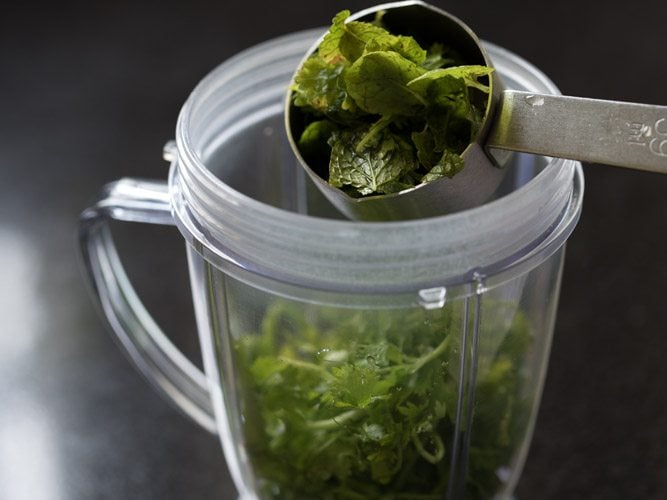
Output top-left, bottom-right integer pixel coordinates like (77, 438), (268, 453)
(79, 28), (583, 500)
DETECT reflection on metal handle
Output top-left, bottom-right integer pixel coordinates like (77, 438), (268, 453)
(78, 178), (217, 433)
(488, 90), (667, 173)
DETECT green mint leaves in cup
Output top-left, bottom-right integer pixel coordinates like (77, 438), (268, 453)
(290, 10), (493, 198)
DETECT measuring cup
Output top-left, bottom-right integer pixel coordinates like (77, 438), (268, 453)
(79, 29), (583, 499)
(286, 1), (666, 220)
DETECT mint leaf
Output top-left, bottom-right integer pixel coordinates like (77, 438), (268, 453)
(420, 42), (458, 70)
(340, 21), (392, 62)
(318, 10), (350, 64)
(291, 55), (359, 124)
(411, 125), (439, 168)
(290, 10), (492, 198)
(408, 65), (494, 94)
(345, 51), (427, 116)
(319, 9), (427, 65)
(328, 127), (418, 195)
(412, 115), (469, 177)
(436, 107), (478, 152)
(422, 150), (466, 182)
(297, 119), (338, 169)
(347, 24), (426, 64)
(292, 54), (347, 114)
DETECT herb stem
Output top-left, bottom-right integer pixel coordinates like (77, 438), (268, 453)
(411, 334), (451, 373)
(355, 115), (394, 153)
(278, 356), (336, 382)
(307, 408), (363, 430)
(411, 430), (445, 464)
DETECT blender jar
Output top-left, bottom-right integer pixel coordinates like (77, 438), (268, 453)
(79, 29), (584, 500)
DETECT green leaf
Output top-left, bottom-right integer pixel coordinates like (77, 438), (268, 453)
(388, 35), (428, 65)
(345, 51), (428, 116)
(318, 10), (350, 63)
(328, 364), (383, 408)
(291, 54), (360, 124)
(292, 54), (346, 112)
(297, 119), (338, 170)
(367, 447), (402, 484)
(408, 65), (494, 94)
(421, 42), (464, 70)
(340, 21), (390, 62)
(411, 125), (439, 168)
(408, 71), (488, 149)
(412, 112), (471, 171)
(328, 127), (418, 195)
(352, 26), (426, 65)
(425, 104), (473, 154)
(422, 150), (466, 182)
(250, 356), (287, 384)
(318, 10), (426, 65)
(298, 119), (337, 148)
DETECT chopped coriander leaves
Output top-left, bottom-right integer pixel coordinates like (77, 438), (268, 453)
(236, 300), (532, 499)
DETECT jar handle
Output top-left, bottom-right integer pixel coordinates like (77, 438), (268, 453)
(78, 177), (217, 433)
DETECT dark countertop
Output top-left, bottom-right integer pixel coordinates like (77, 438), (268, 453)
(1, 1), (665, 499)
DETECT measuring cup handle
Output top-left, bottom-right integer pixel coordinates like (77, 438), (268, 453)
(78, 177), (217, 433)
(488, 90), (667, 173)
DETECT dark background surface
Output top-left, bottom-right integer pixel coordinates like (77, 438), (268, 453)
(1, 1), (666, 499)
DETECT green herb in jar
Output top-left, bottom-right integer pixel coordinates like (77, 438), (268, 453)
(235, 300), (531, 499)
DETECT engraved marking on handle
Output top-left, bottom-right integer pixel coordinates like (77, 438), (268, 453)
(626, 117), (667, 157)
(489, 91), (667, 172)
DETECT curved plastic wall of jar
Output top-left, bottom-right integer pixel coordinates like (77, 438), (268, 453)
(168, 30), (583, 500)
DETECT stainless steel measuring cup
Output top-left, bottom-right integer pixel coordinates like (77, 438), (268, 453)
(285, 0), (667, 220)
